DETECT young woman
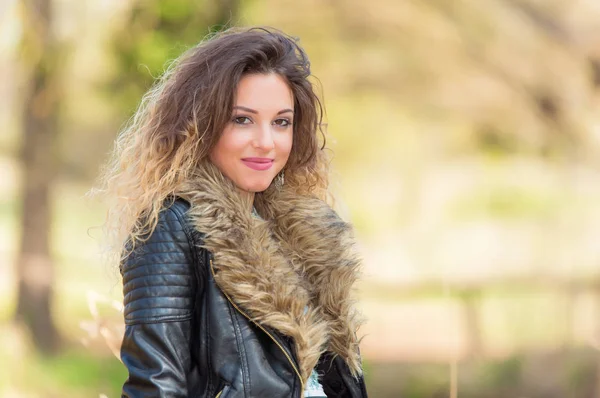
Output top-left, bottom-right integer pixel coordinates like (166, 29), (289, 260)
(96, 26), (368, 397)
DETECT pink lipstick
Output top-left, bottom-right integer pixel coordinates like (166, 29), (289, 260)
(241, 157), (274, 171)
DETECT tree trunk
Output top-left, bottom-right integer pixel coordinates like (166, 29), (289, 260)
(14, 0), (61, 354)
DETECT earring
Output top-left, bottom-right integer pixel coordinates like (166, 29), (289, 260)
(277, 169), (285, 187)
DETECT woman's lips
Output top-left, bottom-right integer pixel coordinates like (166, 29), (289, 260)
(241, 159), (273, 171)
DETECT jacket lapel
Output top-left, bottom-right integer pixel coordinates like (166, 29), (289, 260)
(176, 160), (363, 382)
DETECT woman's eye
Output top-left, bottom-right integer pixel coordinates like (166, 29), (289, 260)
(233, 116), (252, 125)
(274, 118), (292, 127)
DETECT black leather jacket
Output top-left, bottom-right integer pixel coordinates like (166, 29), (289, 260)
(119, 198), (368, 397)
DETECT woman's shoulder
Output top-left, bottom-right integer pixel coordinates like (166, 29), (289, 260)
(121, 195), (201, 325)
(160, 195), (209, 258)
(160, 195), (209, 247)
(162, 195), (192, 217)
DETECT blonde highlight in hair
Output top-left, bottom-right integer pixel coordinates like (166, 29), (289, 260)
(88, 26), (332, 266)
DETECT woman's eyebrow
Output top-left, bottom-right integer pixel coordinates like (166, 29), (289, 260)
(233, 105), (294, 115)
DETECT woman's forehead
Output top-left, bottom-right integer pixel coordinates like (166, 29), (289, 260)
(234, 73), (294, 111)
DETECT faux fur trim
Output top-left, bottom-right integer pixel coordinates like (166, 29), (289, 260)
(176, 160), (364, 383)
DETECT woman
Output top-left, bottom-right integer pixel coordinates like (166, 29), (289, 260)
(96, 26), (368, 397)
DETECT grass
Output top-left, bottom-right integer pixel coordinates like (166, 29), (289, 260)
(0, 331), (126, 398)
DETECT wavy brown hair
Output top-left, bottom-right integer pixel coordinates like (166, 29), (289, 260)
(88, 26), (333, 263)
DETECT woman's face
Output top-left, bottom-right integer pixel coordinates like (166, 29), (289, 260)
(209, 73), (294, 193)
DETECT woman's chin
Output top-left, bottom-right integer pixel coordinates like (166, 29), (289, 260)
(241, 179), (274, 193)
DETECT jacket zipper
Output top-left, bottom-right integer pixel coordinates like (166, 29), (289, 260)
(215, 383), (230, 398)
(209, 258), (305, 395)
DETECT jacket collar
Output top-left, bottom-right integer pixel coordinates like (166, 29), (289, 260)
(176, 160), (363, 382)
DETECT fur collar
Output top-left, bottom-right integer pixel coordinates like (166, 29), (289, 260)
(176, 160), (363, 383)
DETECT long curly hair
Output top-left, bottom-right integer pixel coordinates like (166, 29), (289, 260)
(88, 26), (333, 265)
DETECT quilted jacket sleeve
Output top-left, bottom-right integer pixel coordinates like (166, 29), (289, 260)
(119, 201), (200, 397)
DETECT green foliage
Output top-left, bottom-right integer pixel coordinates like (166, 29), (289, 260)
(402, 376), (449, 398)
(476, 124), (519, 156)
(107, 0), (238, 116)
(566, 352), (597, 396)
(0, 336), (125, 398)
(477, 356), (523, 390)
(35, 350), (126, 395)
(451, 185), (562, 220)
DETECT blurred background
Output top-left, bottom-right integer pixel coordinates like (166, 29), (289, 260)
(2, 0), (600, 396)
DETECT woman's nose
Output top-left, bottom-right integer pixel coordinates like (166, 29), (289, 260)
(253, 123), (275, 150)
